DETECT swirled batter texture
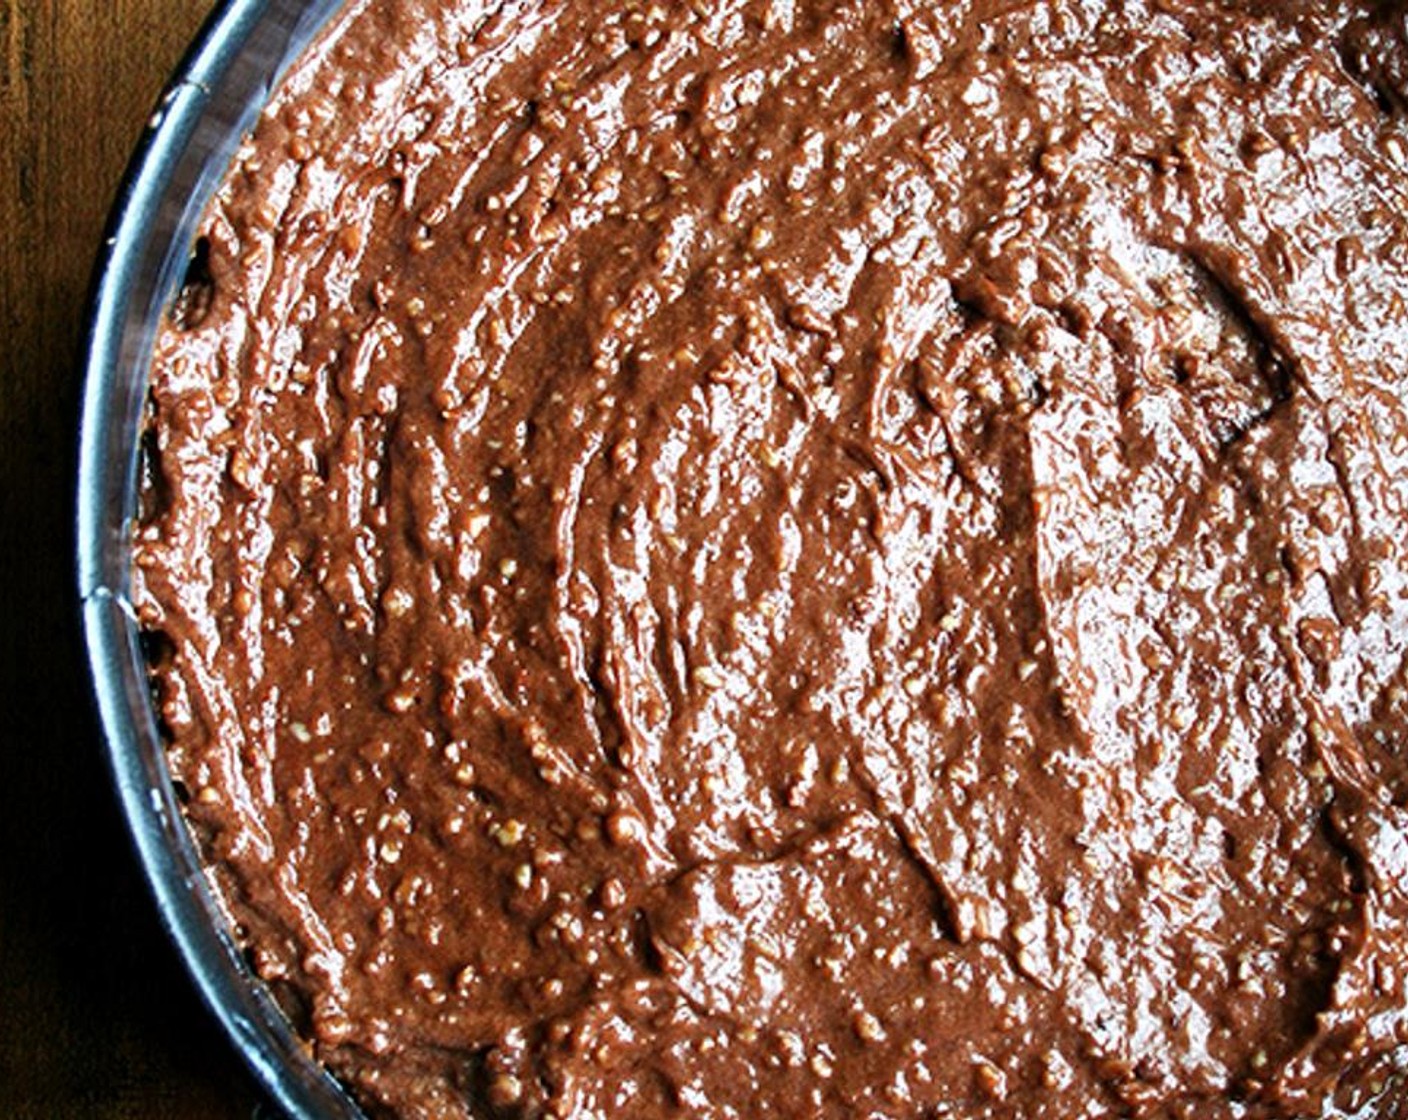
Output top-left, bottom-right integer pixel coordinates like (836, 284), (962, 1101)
(136, 0), (1408, 1116)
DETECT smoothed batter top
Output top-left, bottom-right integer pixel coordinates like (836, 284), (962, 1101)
(136, 0), (1408, 1116)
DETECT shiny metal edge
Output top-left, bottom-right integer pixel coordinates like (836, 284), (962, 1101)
(75, 1), (362, 1117)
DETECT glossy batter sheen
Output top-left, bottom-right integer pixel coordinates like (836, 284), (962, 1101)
(134, 0), (1408, 1116)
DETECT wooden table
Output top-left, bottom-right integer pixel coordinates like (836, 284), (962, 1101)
(1, 2), (268, 1115)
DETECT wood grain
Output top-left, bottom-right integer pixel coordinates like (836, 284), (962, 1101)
(1, 1), (267, 1115)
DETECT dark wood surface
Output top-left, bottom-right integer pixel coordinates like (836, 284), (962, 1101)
(1, 2), (268, 1115)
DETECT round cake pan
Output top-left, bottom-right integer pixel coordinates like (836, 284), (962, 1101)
(77, 1), (361, 1116)
(78, 4), (1408, 1119)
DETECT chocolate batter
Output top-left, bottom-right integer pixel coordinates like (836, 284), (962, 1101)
(134, 0), (1408, 1115)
